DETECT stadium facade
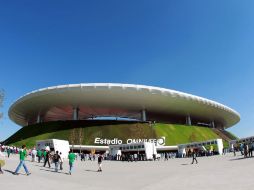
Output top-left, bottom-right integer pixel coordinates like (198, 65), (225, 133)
(9, 83), (240, 129)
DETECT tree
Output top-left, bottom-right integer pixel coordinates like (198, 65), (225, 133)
(0, 89), (4, 120)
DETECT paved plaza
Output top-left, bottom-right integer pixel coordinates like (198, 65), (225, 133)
(0, 153), (253, 190)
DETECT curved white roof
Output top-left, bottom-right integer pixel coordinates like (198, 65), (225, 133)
(8, 83), (240, 128)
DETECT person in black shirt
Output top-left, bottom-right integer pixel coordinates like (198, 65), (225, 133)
(53, 151), (61, 172)
(97, 154), (103, 172)
(191, 149), (198, 164)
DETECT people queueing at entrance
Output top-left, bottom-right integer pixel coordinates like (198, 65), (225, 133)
(44, 149), (51, 168)
(191, 149), (198, 164)
(97, 154), (103, 172)
(68, 151), (75, 175)
(14, 145), (31, 175)
(53, 151), (61, 172)
(37, 149), (42, 163)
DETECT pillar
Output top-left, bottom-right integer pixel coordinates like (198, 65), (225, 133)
(211, 121), (215, 128)
(37, 114), (41, 123)
(186, 115), (191, 126)
(141, 109), (146, 122)
(73, 107), (79, 120)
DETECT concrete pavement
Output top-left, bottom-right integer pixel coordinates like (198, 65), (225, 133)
(0, 153), (253, 190)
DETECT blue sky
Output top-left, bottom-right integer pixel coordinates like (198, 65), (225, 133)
(0, 0), (254, 141)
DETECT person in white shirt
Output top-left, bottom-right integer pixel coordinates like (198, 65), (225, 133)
(31, 148), (37, 162)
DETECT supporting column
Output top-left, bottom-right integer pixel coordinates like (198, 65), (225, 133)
(141, 109), (147, 122)
(211, 121), (215, 128)
(186, 115), (192, 126)
(37, 114), (41, 123)
(73, 107), (79, 120)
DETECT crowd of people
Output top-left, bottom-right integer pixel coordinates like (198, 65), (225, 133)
(232, 142), (254, 158)
(1, 141), (254, 176)
(0, 144), (104, 175)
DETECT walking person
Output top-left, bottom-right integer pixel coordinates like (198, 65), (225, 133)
(37, 149), (42, 163)
(43, 150), (47, 162)
(68, 151), (75, 175)
(97, 154), (103, 172)
(191, 149), (198, 164)
(43, 149), (51, 168)
(13, 145), (31, 175)
(53, 151), (61, 172)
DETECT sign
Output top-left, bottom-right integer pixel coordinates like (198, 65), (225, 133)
(94, 137), (165, 146)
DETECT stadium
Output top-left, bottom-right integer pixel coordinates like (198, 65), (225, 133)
(4, 83), (240, 148)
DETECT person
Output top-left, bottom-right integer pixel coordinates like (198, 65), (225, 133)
(53, 151), (61, 172)
(81, 152), (85, 161)
(134, 153), (138, 162)
(251, 142), (254, 157)
(59, 152), (63, 170)
(153, 154), (156, 161)
(7, 148), (11, 158)
(243, 143), (248, 158)
(0, 150), (5, 174)
(248, 142), (253, 157)
(43, 150), (47, 162)
(97, 154), (103, 172)
(164, 153), (168, 161)
(43, 149), (51, 168)
(191, 149), (198, 164)
(13, 145), (31, 175)
(31, 148), (37, 162)
(68, 151), (75, 175)
(37, 149), (42, 163)
(233, 144), (237, 156)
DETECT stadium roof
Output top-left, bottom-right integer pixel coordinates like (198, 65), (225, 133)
(8, 83), (240, 128)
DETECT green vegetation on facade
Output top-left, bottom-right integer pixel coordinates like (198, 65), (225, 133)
(3, 121), (237, 148)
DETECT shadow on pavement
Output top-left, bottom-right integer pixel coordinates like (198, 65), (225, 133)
(39, 168), (67, 175)
(3, 169), (14, 174)
(85, 169), (98, 172)
(229, 157), (253, 161)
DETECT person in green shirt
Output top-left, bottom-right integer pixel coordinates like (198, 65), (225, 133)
(68, 151), (75, 175)
(14, 145), (31, 175)
(7, 148), (11, 158)
(37, 149), (42, 163)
